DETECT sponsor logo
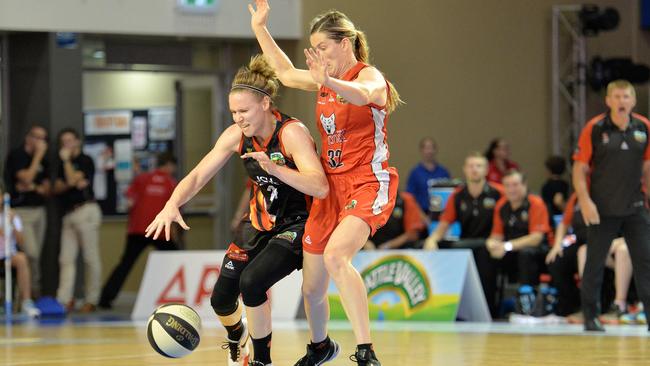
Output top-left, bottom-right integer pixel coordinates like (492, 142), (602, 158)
(246, 147), (253, 153)
(165, 316), (200, 348)
(275, 231), (297, 243)
(392, 206), (403, 219)
(270, 152), (286, 166)
(320, 113), (337, 135)
(602, 133), (610, 144)
(361, 255), (431, 315)
(345, 199), (358, 210)
(255, 175), (280, 186)
(225, 261), (235, 270)
(336, 94), (348, 104)
(304, 235), (312, 245)
(621, 141), (629, 150)
(634, 130), (647, 143)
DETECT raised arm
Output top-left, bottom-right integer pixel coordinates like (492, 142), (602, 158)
(241, 122), (328, 199)
(249, 0), (319, 91)
(146, 124), (241, 240)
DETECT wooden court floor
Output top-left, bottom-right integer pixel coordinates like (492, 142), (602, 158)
(2, 320), (650, 365)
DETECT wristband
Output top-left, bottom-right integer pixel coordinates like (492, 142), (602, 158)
(504, 241), (513, 252)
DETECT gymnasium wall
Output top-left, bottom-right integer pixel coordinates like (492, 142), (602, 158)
(277, 0), (648, 191)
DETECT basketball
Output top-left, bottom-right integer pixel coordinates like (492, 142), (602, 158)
(147, 303), (202, 358)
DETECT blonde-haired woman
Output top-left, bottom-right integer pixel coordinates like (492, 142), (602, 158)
(250, 1), (403, 365)
(146, 55), (328, 366)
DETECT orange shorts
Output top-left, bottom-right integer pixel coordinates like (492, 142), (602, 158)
(302, 166), (399, 254)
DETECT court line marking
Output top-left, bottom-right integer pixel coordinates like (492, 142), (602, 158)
(4, 345), (221, 365)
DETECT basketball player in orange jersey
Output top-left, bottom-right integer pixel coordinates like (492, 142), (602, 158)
(146, 55), (328, 366)
(250, 1), (403, 365)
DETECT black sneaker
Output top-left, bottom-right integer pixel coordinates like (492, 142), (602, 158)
(294, 338), (340, 366)
(350, 348), (381, 366)
(249, 361), (272, 366)
(584, 317), (605, 332)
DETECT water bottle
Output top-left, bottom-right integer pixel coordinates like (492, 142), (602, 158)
(515, 285), (536, 316)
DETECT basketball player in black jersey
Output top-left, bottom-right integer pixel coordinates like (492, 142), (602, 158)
(146, 55), (328, 366)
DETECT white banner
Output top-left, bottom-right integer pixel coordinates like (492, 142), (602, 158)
(132, 251), (303, 322)
(84, 111), (132, 135)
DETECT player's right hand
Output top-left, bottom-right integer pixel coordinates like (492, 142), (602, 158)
(423, 236), (438, 251)
(145, 202), (190, 241)
(545, 245), (563, 264)
(248, 0), (270, 29)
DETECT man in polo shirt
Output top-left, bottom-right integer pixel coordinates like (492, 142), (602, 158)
(406, 137), (451, 217)
(54, 128), (102, 313)
(98, 153), (179, 309)
(573, 79), (650, 332)
(424, 152), (503, 315)
(4, 125), (51, 297)
(424, 152), (503, 250)
(485, 170), (550, 316)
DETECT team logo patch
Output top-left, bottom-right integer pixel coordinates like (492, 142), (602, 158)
(304, 235), (312, 245)
(270, 152), (286, 166)
(345, 199), (358, 210)
(246, 147), (253, 153)
(392, 207), (403, 219)
(634, 131), (647, 143)
(483, 197), (496, 209)
(521, 210), (529, 222)
(336, 94), (348, 104)
(320, 113), (337, 135)
(460, 201), (468, 212)
(275, 231), (297, 243)
(601, 133), (610, 144)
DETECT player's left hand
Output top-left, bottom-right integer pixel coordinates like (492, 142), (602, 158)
(304, 48), (330, 86)
(241, 151), (276, 174)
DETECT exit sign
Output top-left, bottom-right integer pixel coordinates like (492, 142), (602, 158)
(176, 0), (220, 14)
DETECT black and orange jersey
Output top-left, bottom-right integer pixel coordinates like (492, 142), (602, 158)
(491, 194), (551, 242)
(239, 110), (311, 234)
(573, 112), (650, 216)
(439, 182), (504, 239)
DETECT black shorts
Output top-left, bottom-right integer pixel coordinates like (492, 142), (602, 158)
(220, 218), (304, 279)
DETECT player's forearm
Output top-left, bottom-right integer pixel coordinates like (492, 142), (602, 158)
(252, 26), (296, 81)
(324, 78), (372, 106)
(553, 223), (568, 248)
(511, 232), (544, 250)
(572, 163), (591, 203)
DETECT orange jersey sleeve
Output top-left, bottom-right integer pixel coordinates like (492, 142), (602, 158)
(401, 192), (426, 232)
(562, 193), (578, 226)
(633, 113), (650, 160)
(439, 187), (462, 223)
(573, 114), (604, 164)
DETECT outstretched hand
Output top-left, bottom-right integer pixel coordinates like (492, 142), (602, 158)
(241, 151), (276, 174)
(248, 0), (270, 29)
(304, 48), (330, 86)
(145, 202), (190, 241)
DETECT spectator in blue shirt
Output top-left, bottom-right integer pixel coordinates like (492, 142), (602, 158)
(406, 137), (451, 216)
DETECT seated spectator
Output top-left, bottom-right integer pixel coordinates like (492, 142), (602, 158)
(485, 170), (550, 316)
(99, 153), (179, 309)
(364, 191), (426, 250)
(406, 137), (451, 217)
(0, 183), (40, 318)
(54, 128), (102, 313)
(424, 152), (504, 309)
(541, 156), (569, 224)
(547, 193), (636, 322)
(485, 138), (519, 183)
